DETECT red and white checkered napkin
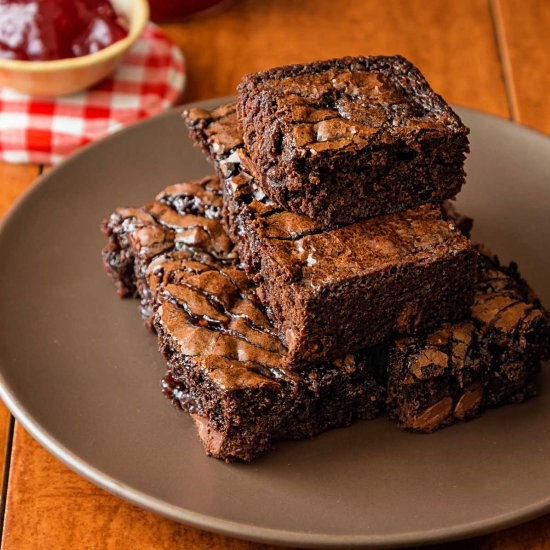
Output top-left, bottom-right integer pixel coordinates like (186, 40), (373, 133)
(0, 23), (185, 164)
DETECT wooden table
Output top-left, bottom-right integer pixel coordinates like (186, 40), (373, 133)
(0, 1), (549, 547)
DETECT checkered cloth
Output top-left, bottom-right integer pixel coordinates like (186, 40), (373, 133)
(0, 23), (185, 164)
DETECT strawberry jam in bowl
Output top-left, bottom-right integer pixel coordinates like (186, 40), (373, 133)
(0, 0), (149, 96)
(0, 0), (129, 61)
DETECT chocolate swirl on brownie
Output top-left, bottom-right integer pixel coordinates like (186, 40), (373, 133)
(101, 175), (236, 322)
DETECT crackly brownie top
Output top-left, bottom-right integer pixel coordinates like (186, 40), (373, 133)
(155, 256), (290, 390)
(234, 172), (471, 285)
(104, 175), (234, 263)
(472, 250), (550, 338)
(184, 104), (472, 286)
(238, 56), (468, 155)
(184, 102), (240, 160)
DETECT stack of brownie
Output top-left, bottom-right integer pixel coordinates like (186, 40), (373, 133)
(102, 56), (550, 462)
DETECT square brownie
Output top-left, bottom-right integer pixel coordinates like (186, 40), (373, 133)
(184, 104), (477, 366)
(155, 256), (387, 461)
(388, 250), (550, 432)
(102, 182), (549, 461)
(236, 56), (469, 225)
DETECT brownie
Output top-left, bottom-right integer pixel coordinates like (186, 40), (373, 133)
(184, 104), (477, 366)
(101, 176), (236, 323)
(102, 182), (549, 461)
(388, 320), (484, 432)
(472, 249), (550, 406)
(154, 256), (387, 461)
(388, 250), (550, 431)
(235, 56), (469, 225)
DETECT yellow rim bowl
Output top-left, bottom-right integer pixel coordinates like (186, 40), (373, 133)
(0, 0), (150, 97)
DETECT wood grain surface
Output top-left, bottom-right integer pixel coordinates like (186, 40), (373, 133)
(496, 0), (550, 133)
(0, 165), (40, 219)
(1, 0), (549, 548)
(0, 164), (39, 529)
(162, 0), (509, 116)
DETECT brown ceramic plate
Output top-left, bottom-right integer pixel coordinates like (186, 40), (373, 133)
(0, 99), (549, 549)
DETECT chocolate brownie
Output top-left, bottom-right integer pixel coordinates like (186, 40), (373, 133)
(102, 182), (549, 461)
(388, 321), (484, 432)
(235, 56), (469, 225)
(472, 250), (549, 406)
(388, 250), (550, 431)
(154, 256), (387, 461)
(101, 176), (236, 323)
(184, 104), (477, 366)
